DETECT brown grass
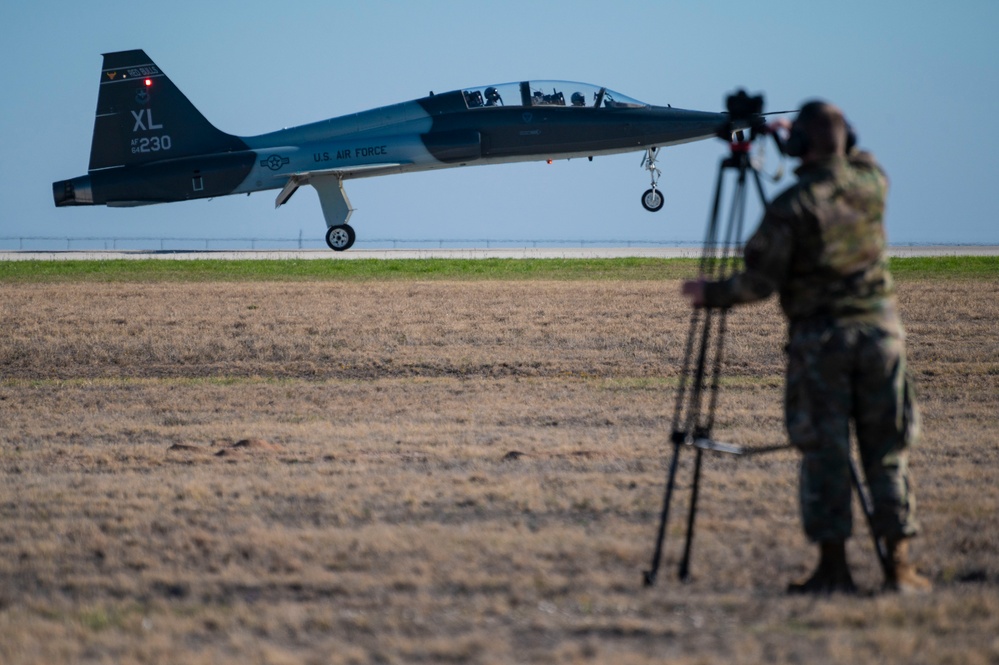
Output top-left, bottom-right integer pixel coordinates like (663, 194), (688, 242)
(1, 277), (997, 664)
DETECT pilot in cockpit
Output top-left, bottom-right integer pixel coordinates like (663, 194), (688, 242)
(571, 92), (586, 107)
(484, 87), (503, 106)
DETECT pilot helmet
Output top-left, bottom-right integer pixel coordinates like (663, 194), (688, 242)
(485, 87), (501, 103)
(571, 92), (585, 106)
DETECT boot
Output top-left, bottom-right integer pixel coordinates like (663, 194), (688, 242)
(788, 540), (857, 595)
(885, 538), (932, 594)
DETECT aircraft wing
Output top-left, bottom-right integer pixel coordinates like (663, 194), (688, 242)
(274, 164), (403, 209)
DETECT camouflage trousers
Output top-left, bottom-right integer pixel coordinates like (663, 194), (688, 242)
(785, 318), (921, 543)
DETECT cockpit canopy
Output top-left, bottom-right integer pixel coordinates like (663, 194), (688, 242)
(460, 81), (649, 110)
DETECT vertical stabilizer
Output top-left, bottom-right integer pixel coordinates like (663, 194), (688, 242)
(89, 50), (246, 171)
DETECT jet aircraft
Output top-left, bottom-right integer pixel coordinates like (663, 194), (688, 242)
(54, 50), (740, 251)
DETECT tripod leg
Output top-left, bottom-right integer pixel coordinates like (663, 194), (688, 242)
(644, 441), (682, 587)
(678, 447), (704, 581)
(848, 453), (892, 579)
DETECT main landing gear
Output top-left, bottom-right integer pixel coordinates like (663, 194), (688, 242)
(640, 146), (665, 212)
(325, 224), (356, 251)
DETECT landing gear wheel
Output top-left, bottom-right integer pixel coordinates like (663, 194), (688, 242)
(325, 224), (356, 251)
(642, 188), (665, 212)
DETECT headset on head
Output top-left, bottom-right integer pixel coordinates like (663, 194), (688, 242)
(785, 114), (857, 158)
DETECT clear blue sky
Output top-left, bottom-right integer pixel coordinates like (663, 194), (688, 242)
(2, 0), (996, 248)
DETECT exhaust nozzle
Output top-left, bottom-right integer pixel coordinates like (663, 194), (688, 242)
(52, 175), (94, 206)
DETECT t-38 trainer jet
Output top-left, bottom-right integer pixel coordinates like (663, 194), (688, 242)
(54, 50), (738, 250)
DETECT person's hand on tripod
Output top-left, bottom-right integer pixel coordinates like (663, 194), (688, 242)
(767, 118), (792, 134)
(681, 280), (705, 307)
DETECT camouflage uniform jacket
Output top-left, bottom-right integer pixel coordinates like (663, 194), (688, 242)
(703, 152), (898, 331)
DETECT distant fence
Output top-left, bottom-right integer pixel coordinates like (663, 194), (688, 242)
(0, 236), (706, 251)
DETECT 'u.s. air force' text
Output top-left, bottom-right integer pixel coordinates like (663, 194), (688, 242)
(314, 145), (388, 162)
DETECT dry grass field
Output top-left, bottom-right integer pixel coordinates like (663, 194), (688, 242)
(1, 265), (997, 664)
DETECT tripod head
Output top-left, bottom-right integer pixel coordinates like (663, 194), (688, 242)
(716, 89), (767, 142)
(716, 89), (794, 172)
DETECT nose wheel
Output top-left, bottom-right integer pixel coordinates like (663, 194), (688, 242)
(326, 224), (356, 251)
(640, 147), (665, 212)
(642, 188), (665, 212)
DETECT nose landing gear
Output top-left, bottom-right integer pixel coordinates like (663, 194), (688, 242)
(642, 187), (665, 212)
(641, 147), (665, 212)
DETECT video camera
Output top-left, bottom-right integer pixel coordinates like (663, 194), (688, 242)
(716, 89), (767, 142)
(726, 89), (764, 121)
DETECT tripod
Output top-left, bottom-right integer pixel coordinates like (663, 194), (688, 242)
(643, 128), (770, 587)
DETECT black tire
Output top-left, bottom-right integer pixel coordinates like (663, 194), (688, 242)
(325, 224), (356, 251)
(642, 188), (665, 212)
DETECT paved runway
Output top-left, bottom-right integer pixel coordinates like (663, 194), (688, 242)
(0, 246), (996, 261)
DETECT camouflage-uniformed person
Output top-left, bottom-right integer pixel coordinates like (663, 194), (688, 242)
(682, 101), (931, 594)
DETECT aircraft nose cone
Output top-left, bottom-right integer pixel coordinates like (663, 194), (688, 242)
(647, 107), (732, 144)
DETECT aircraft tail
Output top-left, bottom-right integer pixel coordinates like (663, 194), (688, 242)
(88, 49), (246, 171)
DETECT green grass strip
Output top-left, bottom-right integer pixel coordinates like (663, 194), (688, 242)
(0, 256), (994, 283)
(0, 258), (698, 282)
(887, 255), (998, 278)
